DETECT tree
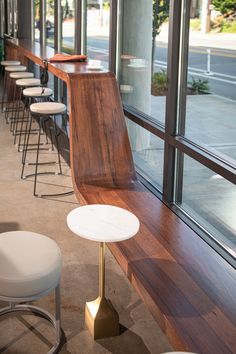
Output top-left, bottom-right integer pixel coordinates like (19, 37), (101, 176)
(212, 0), (236, 16)
(152, 0), (169, 77)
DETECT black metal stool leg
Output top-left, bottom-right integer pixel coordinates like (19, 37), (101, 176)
(17, 96), (28, 150)
(12, 87), (23, 135)
(21, 114), (33, 179)
(10, 87), (21, 132)
(1, 71), (7, 112)
(33, 117), (42, 197)
(53, 116), (62, 175)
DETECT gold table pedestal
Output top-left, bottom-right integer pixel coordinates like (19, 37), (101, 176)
(85, 242), (120, 339)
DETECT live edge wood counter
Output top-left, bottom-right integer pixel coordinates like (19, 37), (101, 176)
(6, 38), (236, 354)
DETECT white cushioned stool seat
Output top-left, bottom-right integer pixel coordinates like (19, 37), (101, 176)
(10, 72), (34, 79)
(23, 86), (53, 97)
(0, 230), (62, 298)
(16, 78), (41, 87)
(5, 65), (27, 72)
(30, 102), (67, 114)
(1, 60), (21, 66)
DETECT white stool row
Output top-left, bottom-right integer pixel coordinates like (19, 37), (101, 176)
(1, 59), (70, 198)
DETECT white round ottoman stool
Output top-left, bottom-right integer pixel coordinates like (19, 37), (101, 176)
(0, 231), (62, 353)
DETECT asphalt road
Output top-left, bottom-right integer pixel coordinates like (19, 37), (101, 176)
(86, 37), (236, 101)
(155, 42), (236, 100)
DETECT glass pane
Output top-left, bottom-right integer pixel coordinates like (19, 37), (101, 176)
(180, 154), (236, 258)
(61, 0), (75, 53)
(126, 119), (164, 191)
(87, 0), (110, 69)
(8, 0), (12, 34)
(0, 1), (5, 37)
(46, 0), (55, 48)
(34, 0), (40, 41)
(13, 0), (18, 36)
(119, 0), (169, 124)
(183, 2), (236, 165)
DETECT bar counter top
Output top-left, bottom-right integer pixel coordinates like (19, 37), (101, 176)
(6, 38), (109, 81)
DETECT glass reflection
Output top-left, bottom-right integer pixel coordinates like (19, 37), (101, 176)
(61, 0), (75, 53)
(87, 0), (110, 69)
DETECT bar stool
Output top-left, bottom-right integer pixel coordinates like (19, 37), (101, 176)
(1, 60), (21, 66)
(0, 60), (21, 80)
(1, 60), (21, 106)
(2, 65), (27, 112)
(21, 101), (70, 198)
(0, 230), (62, 354)
(12, 78), (41, 139)
(5, 71), (34, 124)
(17, 86), (53, 152)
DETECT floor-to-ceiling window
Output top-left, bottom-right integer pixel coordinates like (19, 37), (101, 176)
(34, 0), (40, 41)
(174, 0), (236, 260)
(46, 0), (55, 47)
(61, 0), (75, 53)
(117, 0), (235, 265)
(117, 0), (169, 192)
(86, 0), (111, 69)
(7, 0), (13, 35)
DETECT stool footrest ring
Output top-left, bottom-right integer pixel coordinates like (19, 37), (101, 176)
(0, 303), (61, 354)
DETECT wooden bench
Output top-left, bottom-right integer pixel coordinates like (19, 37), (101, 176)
(66, 73), (236, 354)
(6, 38), (236, 354)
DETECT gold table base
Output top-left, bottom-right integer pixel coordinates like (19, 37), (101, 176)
(85, 242), (120, 339)
(85, 296), (119, 339)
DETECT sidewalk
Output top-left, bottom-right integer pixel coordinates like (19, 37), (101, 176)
(158, 23), (236, 51)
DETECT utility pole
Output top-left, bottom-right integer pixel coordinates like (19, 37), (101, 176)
(201, 0), (211, 34)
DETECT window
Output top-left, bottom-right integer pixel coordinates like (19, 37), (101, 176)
(118, 0), (169, 124)
(46, 0), (55, 48)
(61, 0), (75, 53)
(86, 0), (110, 69)
(182, 5), (236, 167)
(180, 155), (236, 259)
(127, 119), (164, 192)
(34, 0), (40, 41)
(7, 0), (13, 35)
(173, 0), (236, 263)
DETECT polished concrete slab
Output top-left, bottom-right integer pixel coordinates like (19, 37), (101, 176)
(0, 113), (173, 353)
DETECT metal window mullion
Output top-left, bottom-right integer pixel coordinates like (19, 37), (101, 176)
(54, 0), (61, 51)
(115, 0), (123, 79)
(81, 0), (86, 55)
(109, 0), (117, 73)
(175, 0), (191, 204)
(54, 0), (61, 101)
(3, 0), (7, 34)
(74, 0), (82, 54)
(40, 0), (46, 46)
(12, 0), (15, 36)
(162, 0), (182, 204)
(31, 0), (34, 40)
(169, 136), (236, 185)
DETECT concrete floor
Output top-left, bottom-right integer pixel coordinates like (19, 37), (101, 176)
(0, 112), (173, 354)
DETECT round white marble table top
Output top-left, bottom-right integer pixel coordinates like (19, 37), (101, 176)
(67, 204), (140, 243)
